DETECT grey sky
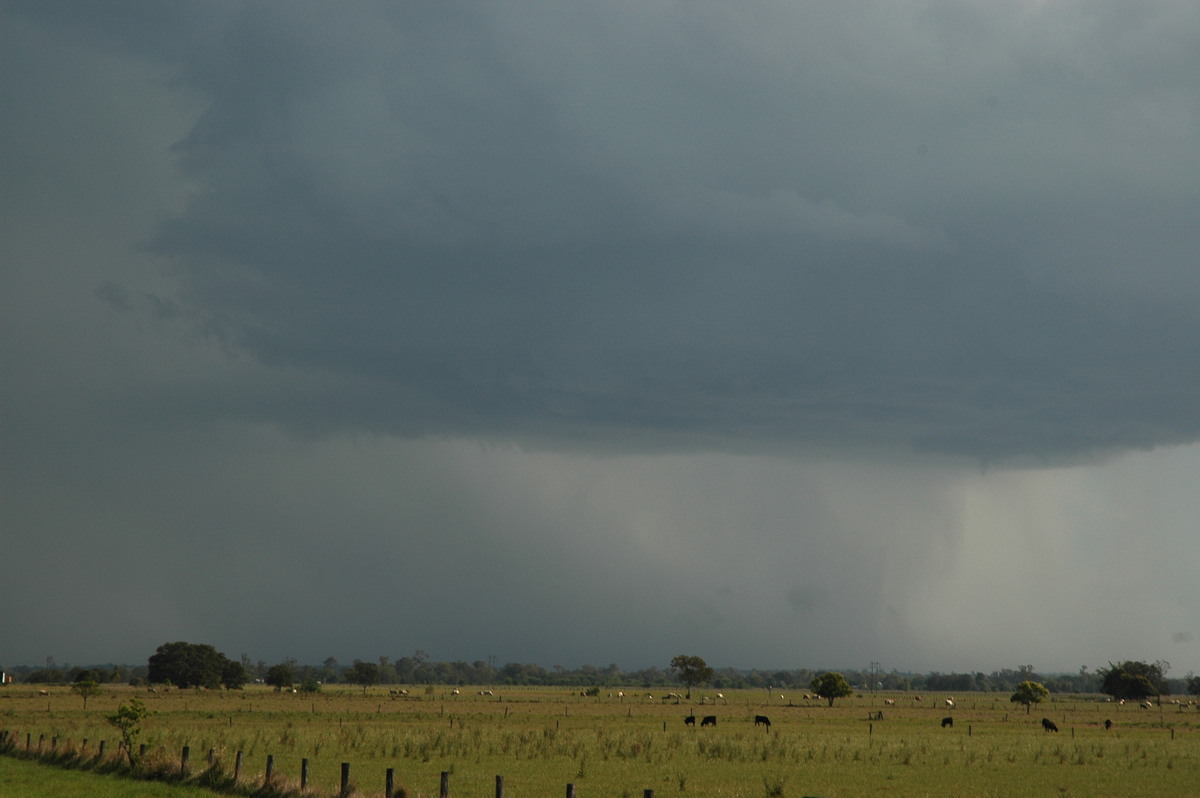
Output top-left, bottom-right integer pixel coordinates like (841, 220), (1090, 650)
(2, 1), (1198, 675)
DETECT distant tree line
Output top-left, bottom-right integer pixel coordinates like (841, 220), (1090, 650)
(5, 649), (1197, 699)
(9, 664), (146, 685)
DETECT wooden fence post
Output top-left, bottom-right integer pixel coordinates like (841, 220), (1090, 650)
(235, 750), (243, 782)
(181, 744), (190, 774)
(567, 783), (576, 798)
(496, 774), (504, 798)
(265, 753), (274, 785)
(98, 740), (106, 758)
(341, 762), (352, 798)
(302, 758), (310, 790)
(441, 770), (450, 798)
(386, 767), (394, 798)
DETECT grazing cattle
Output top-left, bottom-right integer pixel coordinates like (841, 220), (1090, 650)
(914, 696), (922, 702)
(1104, 719), (1113, 730)
(38, 690), (49, 696)
(1140, 702), (1152, 709)
(701, 715), (717, 727)
(883, 699), (896, 707)
(1041, 718), (1059, 732)
(684, 715), (696, 727)
(941, 717), (953, 728)
(754, 715), (771, 728)
(945, 698), (955, 708)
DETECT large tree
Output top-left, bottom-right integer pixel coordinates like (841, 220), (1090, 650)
(147, 642), (236, 689)
(1010, 680), (1049, 714)
(810, 671), (853, 707)
(345, 660), (381, 694)
(670, 655), (714, 699)
(265, 663), (295, 691)
(1098, 661), (1166, 701)
(221, 659), (248, 690)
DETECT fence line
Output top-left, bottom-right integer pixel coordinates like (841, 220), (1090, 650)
(2, 731), (682, 798)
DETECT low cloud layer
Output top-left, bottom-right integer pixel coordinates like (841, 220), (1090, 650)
(3, 1), (1198, 674)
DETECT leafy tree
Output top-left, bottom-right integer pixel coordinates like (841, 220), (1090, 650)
(1187, 675), (1200, 697)
(346, 660), (381, 694)
(265, 663), (295, 691)
(670, 655), (714, 699)
(147, 642), (235, 689)
(810, 671), (854, 707)
(72, 678), (103, 709)
(107, 697), (149, 765)
(299, 675), (322, 693)
(1098, 661), (1165, 701)
(221, 659), (248, 690)
(1010, 680), (1049, 714)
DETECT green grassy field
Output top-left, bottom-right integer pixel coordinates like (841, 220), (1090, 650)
(0, 754), (227, 798)
(3, 684), (1198, 797)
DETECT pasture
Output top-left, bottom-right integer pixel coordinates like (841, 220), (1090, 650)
(2, 684), (1198, 797)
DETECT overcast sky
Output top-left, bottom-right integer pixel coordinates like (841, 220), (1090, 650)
(3, 1), (1199, 677)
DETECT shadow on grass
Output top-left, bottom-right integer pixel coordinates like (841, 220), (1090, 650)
(1, 735), (328, 797)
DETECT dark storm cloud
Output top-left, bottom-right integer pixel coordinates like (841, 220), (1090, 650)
(4, 1), (1200, 674)
(17, 0), (1189, 463)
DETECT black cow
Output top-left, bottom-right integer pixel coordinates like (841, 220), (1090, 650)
(1041, 718), (1059, 732)
(684, 715), (695, 727)
(941, 716), (953, 728)
(1104, 719), (1113, 730)
(754, 715), (771, 728)
(700, 715), (717, 727)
